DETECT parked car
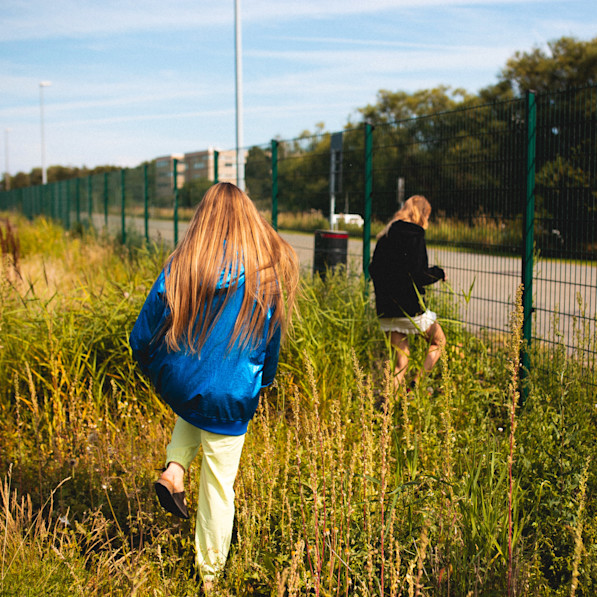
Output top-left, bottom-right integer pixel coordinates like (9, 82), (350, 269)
(331, 213), (364, 227)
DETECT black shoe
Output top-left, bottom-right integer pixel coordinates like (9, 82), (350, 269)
(154, 478), (190, 519)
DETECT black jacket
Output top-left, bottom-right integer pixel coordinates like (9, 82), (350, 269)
(368, 220), (445, 318)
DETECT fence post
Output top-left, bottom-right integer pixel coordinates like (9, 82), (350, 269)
(214, 150), (219, 184)
(22, 187), (27, 218)
(47, 183), (52, 218)
(271, 140), (278, 231)
(173, 158), (179, 246)
(363, 122), (373, 279)
(120, 169), (126, 244)
(65, 181), (71, 230)
(143, 163), (149, 244)
(521, 90), (536, 397)
(51, 183), (56, 220)
(24, 186), (31, 219)
(103, 172), (109, 228)
(54, 183), (59, 224)
(75, 178), (81, 224)
(87, 175), (92, 223)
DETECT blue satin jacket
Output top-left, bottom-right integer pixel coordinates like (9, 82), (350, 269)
(129, 268), (281, 436)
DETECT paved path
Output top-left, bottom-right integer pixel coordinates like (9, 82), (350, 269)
(96, 214), (596, 351)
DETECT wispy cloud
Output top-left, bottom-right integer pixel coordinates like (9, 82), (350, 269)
(1, 0), (551, 41)
(1, 1), (227, 40)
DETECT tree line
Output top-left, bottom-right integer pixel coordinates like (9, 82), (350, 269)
(5, 164), (122, 191)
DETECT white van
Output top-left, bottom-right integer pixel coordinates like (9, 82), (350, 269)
(331, 213), (364, 228)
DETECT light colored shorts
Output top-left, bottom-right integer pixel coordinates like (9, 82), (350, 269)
(379, 309), (437, 335)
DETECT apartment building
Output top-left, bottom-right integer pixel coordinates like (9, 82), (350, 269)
(154, 153), (185, 202)
(154, 148), (244, 201)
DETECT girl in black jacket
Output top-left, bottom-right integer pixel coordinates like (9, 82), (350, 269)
(369, 195), (446, 389)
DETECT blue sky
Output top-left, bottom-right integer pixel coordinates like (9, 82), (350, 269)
(1, 0), (596, 175)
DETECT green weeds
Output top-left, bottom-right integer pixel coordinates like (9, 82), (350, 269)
(0, 215), (595, 595)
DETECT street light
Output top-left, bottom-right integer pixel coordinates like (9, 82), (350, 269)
(234, 0), (244, 190)
(39, 81), (51, 185)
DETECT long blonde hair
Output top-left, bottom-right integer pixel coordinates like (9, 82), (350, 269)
(164, 182), (299, 353)
(377, 195), (432, 239)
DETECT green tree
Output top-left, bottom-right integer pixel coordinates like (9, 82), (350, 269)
(352, 86), (522, 221)
(7, 164), (121, 190)
(245, 145), (271, 208)
(278, 130), (330, 213)
(89, 165), (121, 175)
(47, 165), (88, 183)
(9, 171), (31, 189)
(499, 36), (597, 93)
(29, 168), (42, 186)
(356, 86), (472, 125)
(179, 177), (212, 208)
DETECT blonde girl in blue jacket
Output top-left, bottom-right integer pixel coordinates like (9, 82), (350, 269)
(130, 182), (299, 589)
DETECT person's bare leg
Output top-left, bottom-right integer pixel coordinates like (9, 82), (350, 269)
(389, 331), (410, 387)
(159, 461), (185, 493)
(414, 322), (446, 383)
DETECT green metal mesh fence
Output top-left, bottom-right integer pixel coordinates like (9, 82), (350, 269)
(1, 86), (595, 386)
(532, 86), (596, 381)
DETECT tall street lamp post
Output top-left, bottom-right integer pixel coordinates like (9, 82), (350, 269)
(234, 0), (244, 191)
(39, 81), (51, 185)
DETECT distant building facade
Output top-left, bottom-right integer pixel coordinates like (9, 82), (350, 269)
(154, 153), (185, 202)
(154, 148), (244, 201)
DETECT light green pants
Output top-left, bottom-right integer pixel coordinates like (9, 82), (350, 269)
(166, 417), (246, 581)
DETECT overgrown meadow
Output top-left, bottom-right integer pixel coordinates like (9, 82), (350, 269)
(0, 215), (595, 596)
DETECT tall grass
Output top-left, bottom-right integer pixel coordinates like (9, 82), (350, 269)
(0, 214), (595, 595)
(427, 213), (523, 251)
